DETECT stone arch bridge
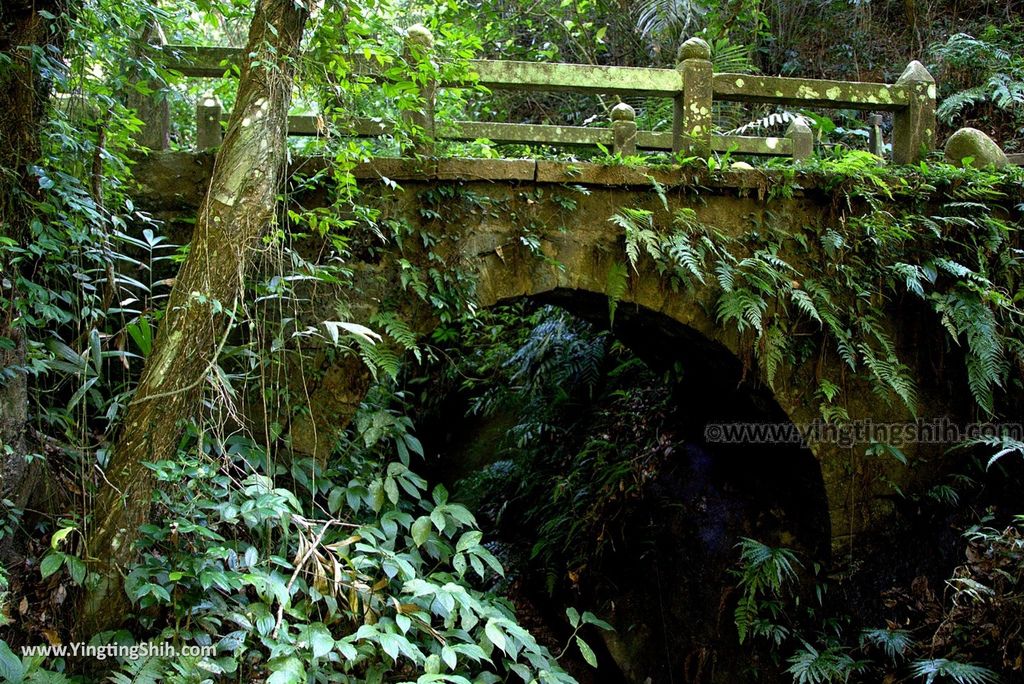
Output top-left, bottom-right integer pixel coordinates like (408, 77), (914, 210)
(122, 28), (1024, 556)
(132, 151), (987, 557)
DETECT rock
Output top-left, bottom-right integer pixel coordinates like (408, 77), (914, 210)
(944, 128), (1008, 168)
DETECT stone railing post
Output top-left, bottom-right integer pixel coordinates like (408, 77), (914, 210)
(611, 103), (637, 156)
(127, 21), (170, 151)
(196, 92), (223, 150)
(786, 117), (813, 161)
(402, 24), (436, 157)
(868, 114), (884, 158)
(892, 60), (935, 164)
(673, 37), (713, 157)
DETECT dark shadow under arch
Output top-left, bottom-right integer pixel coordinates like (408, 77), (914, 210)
(414, 290), (832, 683)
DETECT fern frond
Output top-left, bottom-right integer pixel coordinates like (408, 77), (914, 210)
(860, 627), (914, 661)
(606, 262), (629, 327)
(910, 658), (1000, 684)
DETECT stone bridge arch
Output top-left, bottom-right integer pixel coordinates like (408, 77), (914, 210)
(463, 222), (851, 557)
(135, 153), (948, 556)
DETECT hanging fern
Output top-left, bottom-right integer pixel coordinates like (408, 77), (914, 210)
(930, 290), (1007, 415)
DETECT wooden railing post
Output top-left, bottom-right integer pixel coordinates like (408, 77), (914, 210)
(786, 117), (813, 161)
(868, 114), (884, 158)
(892, 60), (935, 164)
(402, 24), (436, 157)
(611, 103), (637, 156)
(127, 21), (170, 150)
(196, 92), (223, 150)
(674, 37), (712, 157)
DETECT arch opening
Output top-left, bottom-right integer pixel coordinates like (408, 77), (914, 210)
(409, 291), (830, 683)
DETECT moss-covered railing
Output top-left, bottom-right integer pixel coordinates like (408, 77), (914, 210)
(151, 26), (936, 164)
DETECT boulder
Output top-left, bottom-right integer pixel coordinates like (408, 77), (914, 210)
(944, 127), (1008, 168)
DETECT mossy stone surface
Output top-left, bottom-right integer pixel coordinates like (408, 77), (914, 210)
(944, 127), (1008, 168)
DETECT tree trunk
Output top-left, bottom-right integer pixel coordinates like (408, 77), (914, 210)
(0, 0), (65, 560)
(77, 0), (309, 634)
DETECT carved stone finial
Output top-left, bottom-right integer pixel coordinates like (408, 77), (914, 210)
(785, 117), (811, 136)
(611, 102), (635, 122)
(406, 24), (434, 48)
(200, 91), (221, 108)
(677, 37), (711, 63)
(896, 60), (934, 84)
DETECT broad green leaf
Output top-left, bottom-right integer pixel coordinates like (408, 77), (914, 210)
(266, 657), (304, 684)
(0, 640), (24, 684)
(576, 636), (598, 667)
(411, 516), (432, 547)
(308, 622), (334, 659)
(40, 552), (65, 579)
(484, 620), (506, 654)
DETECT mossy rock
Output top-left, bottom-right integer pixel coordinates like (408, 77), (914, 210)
(944, 127), (1008, 168)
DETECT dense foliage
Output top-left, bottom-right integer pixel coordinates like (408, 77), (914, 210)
(1, 0), (1023, 682)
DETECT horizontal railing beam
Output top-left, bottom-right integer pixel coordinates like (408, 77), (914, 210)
(159, 46), (242, 77)
(159, 45), (381, 78)
(712, 73), (907, 110)
(466, 60), (682, 96)
(276, 115), (794, 156)
(163, 46), (905, 111)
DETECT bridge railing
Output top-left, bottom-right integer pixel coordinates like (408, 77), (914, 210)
(152, 26), (936, 164)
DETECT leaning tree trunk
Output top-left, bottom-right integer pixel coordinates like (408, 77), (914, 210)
(0, 0), (66, 561)
(77, 0), (309, 634)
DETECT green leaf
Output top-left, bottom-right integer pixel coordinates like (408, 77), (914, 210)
(411, 516), (432, 547)
(66, 556), (87, 585)
(40, 552), (65, 579)
(266, 657), (305, 684)
(0, 640), (25, 684)
(576, 637), (598, 667)
(484, 620), (506, 654)
(308, 622), (334, 659)
(456, 530), (482, 553)
(384, 476), (400, 505)
(566, 607), (580, 628)
(50, 526), (75, 549)
(441, 646), (457, 670)
(581, 611), (614, 631)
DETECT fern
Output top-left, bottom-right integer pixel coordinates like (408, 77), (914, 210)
(726, 111), (805, 136)
(787, 641), (868, 683)
(930, 291), (1007, 415)
(759, 323), (788, 388)
(717, 288), (768, 334)
(610, 208), (661, 273)
(789, 287), (822, 323)
(962, 434), (1024, 469)
(910, 659), (1000, 684)
(106, 655), (167, 684)
(663, 233), (706, 283)
(733, 538), (801, 645)
(605, 261), (629, 327)
(635, 0), (706, 45)
(931, 31), (1024, 126)
(371, 311), (420, 361)
(860, 627), (914, 661)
